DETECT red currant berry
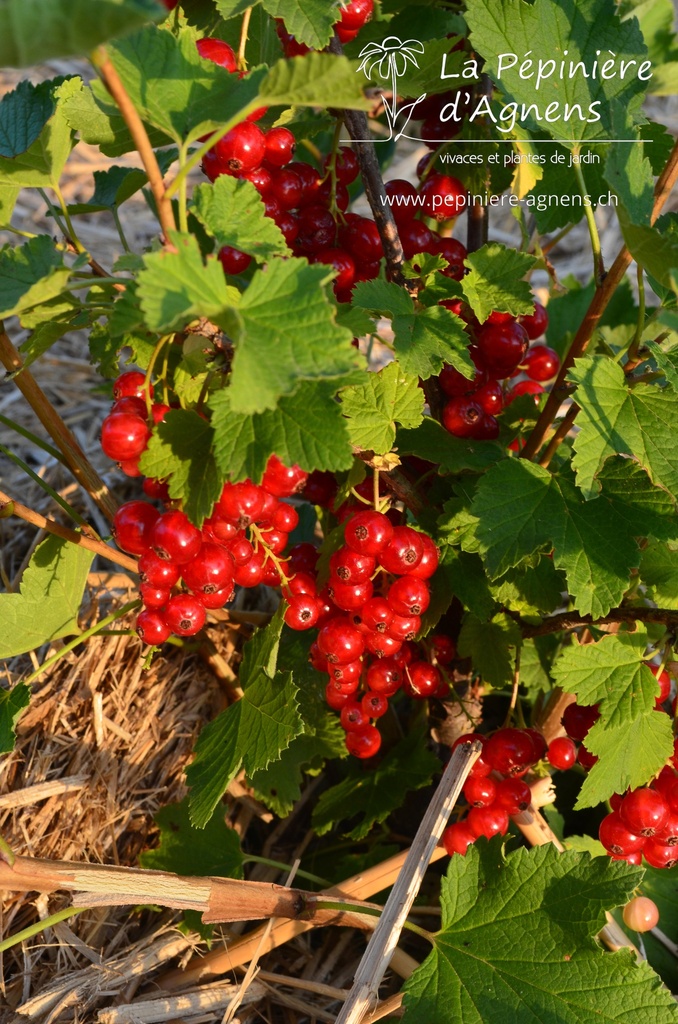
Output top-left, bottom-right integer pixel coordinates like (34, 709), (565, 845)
(261, 455), (308, 497)
(364, 631), (402, 660)
(330, 547), (376, 584)
(214, 121), (266, 175)
(111, 395), (147, 419)
(547, 736), (578, 771)
(113, 370), (151, 401)
(271, 168), (304, 210)
(264, 126), (296, 167)
(387, 613), (421, 642)
(196, 37), (237, 71)
(151, 510), (202, 565)
(407, 534), (439, 580)
(366, 657), (403, 696)
(652, 665), (672, 706)
(138, 550), (181, 588)
(325, 683), (354, 710)
(218, 245), (251, 275)
(139, 583), (170, 609)
(484, 728), (536, 776)
(343, 216), (383, 262)
(442, 396), (484, 438)
(345, 724), (381, 758)
(344, 510), (394, 556)
(328, 659), (363, 687)
(181, 544), (235, 594)
(197, 585), (234, 609)
(101, 412), (150, 462)
(378, 526), (424, 575)
(620, 788), (669, 837)
(162, 593), (206, 636)
(643, 840), (678, 869)
(463, 775), (497, 808)
(467, 805), (510, 840)
(561, 702), (600, 741)
(403, 661), (441, 698)
(599, 811), (646, 855)
(361, 690), (388, 719)
(113, 500), (159, 555)
(494, 777), (532, 814)
(340, 700), (370, 732)
(387, 575), (430, 617)
(295, 204), (337, 254)
(475, 381), (504, 416)
(419, 173), (466, 221)
(431, 634), (456, 665)
(284, 594), (320, 630)
(439, 364), (485, 397)
(329, 578), (374, 612)
(434, 237), (467, 280)
(442, 820), (476, 856)
(313, 248), (355, 293)
(399, 219), (436, 259)
(136, 608), (171, 645)
(288, 542), (319, 574)
(578, 744), (598, 769)
(357, 597), (393, 634)
(318, 616), (365, 664)
(523, 345), (560, 382)
(623, 896), (660, 932)
(384, 179), (418, 223)
(476, 321), (529, 378)
(519, 301), (549, 340)
(451, 734), (492, 777)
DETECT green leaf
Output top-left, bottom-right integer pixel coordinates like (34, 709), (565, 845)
(353, 279), (473, 381)
(551, 630), (660, 727)
(228, 259), (363, 414)
(0, 0), (163, 67)
(461, 243), (537, 324)
(457, 612), (521, 688)
(551, 630), (675, 807)
(398, 417), (505, 475)
(0, 77), (79, 187)
(436, 548), (496, 623)
(191, 176), (289, 262)
(210, 381), (355, 483)
(140, 797), (243, 878)
(603, 112), (654, 225)
(578, 712), (674, 808)
(402, 843), (677, 1024)
(340, 362), (424, 455)
(136, 231), (236, 333)
(639, 541), (678, 609)
(636, 862), (678, 991)
(0, 683), (31, 755)
(66, 164), (148, 213)
(312, 723), (439, 841)
(138, 410), (221, 527)
(107, 25), (266, 143)
(471, 457), (678, 619)
(465, 0), (649, 145)
(619, 215), (678, 289)
(489, 558), (565, 617)
(257, 0), (334, 49)
(0, 536), (94, 658)
(259, 53), (371, 110)
(520, 635), (561, 696)
(570, 355), (678, 499)
(0, 236), (74, 320)
(62, 78), (172, 157)
(186, 611), (303, 828)
(649, 341), (678, 392)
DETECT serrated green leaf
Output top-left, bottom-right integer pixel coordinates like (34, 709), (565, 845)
(353, 279), (474, 381)
(66, 164), (148, 213)
(457, 612), (521, 687)
(521, 635), (560, 695)
(472, 457), (678, 619)
(62, 79), (172, 157)
(578, 712), (674, 808)
(619, 215), (678, 289)
(551, 630), (660, 727)
(398, 417), (505, 475)
(229, 259), (363, 414)
(461, 243), (537, 324)
(649, 341), (678, 392)
(257, 0), (334, 49)
(140, 796), (243, 878)
(0, 77), (79, 187)
(437, 548), (496, 622)
(209, 381), (355, 483)
(187, 612), (303, 828)
(136, 231), (236, 332)
(340, 361), (424, 455)
(0, 0), (163, 68)
(489, 558), (565, 617)
(0, 236), (73, 320)
(191, 176), (289, 262)
(106, 25), (266, 143)
(0, 536), (93, 659)
(402, 843), (677, 1024)
(639, 541), (678, 609)
(259, 53), (371, 110)
(604, 109), (654, 225)
(20, 316), (78, 369)
(570, 355), (678, 499)
(465, 0), (648, 146)
(0, 683), (30, 755)
(138, 409), (221, 528)
(312, 723), (439, 841)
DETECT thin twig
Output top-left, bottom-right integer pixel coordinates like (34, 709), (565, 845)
(335, 742), (482, 1024)
(514, 605), (678, 638)
(0, 488), (137, 573)
(92, 49), (176, 240)
(521, 135), (678, 461)
(0, 327), (118, 522)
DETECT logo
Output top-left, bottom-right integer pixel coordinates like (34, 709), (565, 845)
(356, 36), (427, 142)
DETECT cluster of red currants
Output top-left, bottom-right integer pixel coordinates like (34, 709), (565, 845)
(436, 300), (561, 441)
(102, 373), (316, 643)
(276, 0), (374, 48)
(442, 727), (547, 855)
(278, 510), (443, 759)
(547, 670), (678, 870)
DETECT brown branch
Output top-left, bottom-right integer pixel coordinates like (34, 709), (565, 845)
(93, 50), (176, 241)
(514, 605), (678, 638)
(520, 135), (678, 462)
(0, 489), (138, 574)
(328, 38), (407, 288)
(0, 327), (119, 522)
